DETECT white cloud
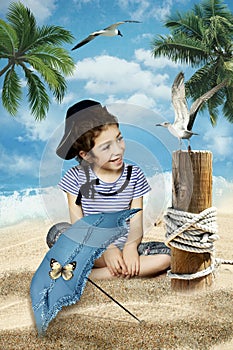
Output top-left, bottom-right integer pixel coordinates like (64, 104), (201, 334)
(117, 0), (173, 21)
(0, 0), (57, 23)
(70, 54), (171, 101)
(0, 145), (39, 177)
(72, 55), (140, 84)
(105, 93), (156, 110)
(17, 106), (65, 142)
(135, 48), (180, 69)
(132, 32), (154, 45)
(149, 0), (173, 21)
(58, 92), (77, 105)
(18, 112), (57, 142)
(203, 120), (233, 159)
(206, 135), (232, 158)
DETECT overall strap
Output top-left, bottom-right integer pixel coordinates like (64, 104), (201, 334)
(75, 165), (91, 205)
(75, 165), (133, 205)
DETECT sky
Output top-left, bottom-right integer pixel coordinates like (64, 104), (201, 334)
(0, 0), (233, 225)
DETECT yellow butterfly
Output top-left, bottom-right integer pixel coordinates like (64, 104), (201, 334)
(49, 258), (76, 281)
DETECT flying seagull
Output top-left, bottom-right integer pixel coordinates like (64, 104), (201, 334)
(71, 20), (141, 50)
(156, 72), (225, 150)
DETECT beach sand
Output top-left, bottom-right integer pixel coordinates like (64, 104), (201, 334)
(0, 214), (233, 350)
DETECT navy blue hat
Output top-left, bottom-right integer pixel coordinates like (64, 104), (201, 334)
(56, 99), (101, 160)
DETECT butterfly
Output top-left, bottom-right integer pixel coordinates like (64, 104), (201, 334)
(49, 258), (77, 281)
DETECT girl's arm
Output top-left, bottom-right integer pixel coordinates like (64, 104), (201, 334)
(122, 196), (143, 277)
(67, 192), (84, 224)
(127, 196), (143, 245)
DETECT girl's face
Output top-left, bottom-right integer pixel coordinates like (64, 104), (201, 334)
(82, 124), (125, 172)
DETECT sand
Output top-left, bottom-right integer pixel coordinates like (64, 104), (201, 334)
(0, 214), (233, 350)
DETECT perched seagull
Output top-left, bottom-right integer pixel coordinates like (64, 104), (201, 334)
(156, 72), (225, 150)
(71, 20), (141, 50)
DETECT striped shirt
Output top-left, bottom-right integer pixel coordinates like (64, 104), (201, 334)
(58, 163), (151, 248)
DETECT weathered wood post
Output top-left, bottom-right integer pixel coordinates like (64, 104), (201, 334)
(171, 150), (213, 291)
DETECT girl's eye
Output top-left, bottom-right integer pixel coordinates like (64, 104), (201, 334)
(102, 144), (110, 151)
(100, 135), (123, 151)
(117, 135), (123, 142)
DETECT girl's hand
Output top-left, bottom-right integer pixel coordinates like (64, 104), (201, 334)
(122, 244), (140, 277)
(103, 246), (128, 277)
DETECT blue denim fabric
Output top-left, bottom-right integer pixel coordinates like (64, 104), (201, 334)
(47, 223), (171, 255)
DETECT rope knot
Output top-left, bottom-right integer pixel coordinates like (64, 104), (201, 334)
(164, 206), (219, 253)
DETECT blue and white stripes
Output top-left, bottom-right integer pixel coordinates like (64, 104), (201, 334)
(58, 163), (151, 247)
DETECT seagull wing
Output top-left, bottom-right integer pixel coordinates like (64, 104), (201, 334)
(104, 20), (141, 30)
(188, 81), (225, 130)
(172, 72), (189, 130)
(72, 20), (141, 50)
(71, 33), (101, 50)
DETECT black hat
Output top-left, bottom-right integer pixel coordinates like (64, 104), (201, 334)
(56, 99), (117, 160)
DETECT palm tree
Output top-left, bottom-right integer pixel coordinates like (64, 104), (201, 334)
(0, 2), (75, 120)
(152, 0), (233, 125)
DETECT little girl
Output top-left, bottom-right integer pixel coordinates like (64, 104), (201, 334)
(50, 99), (170, 279)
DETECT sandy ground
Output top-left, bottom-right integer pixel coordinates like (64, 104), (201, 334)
(0, 214), (232, 349)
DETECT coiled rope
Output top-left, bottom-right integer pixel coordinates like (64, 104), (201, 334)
(164, 206), (233, 280)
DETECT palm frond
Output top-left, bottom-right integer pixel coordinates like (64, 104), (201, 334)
(208, 108), (219, 126)
(22, 56), (67, 102)
(19, 25), (75, 54)
(22, 56), (60, 88)
(165, 11), (204, 40)
(0, 19), (18, 55)
(204, 15), (233, 50)
(186, 64), (219, 96)
(186, 63), (227, 124)
(6, 2), (37, 52)
(224, 60), (233, 83)
(222, 87), (233, 123)
(201, 0), (233, 21)
(36, 25), (74, 46)
(49, 70), (67, 102)
(23, 67), (50, 120)
(2, 67), (22, 115)
(152, 34), (209, 66)
(27, 46), (75, 75)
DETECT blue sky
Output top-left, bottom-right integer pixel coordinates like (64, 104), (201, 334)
(0, 0), (233, 195)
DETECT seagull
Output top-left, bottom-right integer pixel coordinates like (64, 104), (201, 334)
(156, 72), (225, 150)
(71, 20), (141, 50)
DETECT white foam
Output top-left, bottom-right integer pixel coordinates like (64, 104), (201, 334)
(0, 187), (70, 227)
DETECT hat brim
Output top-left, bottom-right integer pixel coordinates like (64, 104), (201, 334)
(56, 126), (77, 160)
(56, 101), (102, 160)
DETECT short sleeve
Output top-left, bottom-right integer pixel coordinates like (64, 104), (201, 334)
(132, 166), (151, 198)
(58, 167), (82, 195)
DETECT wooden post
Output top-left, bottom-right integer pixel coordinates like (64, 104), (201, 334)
(171, 150), (213, 291)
